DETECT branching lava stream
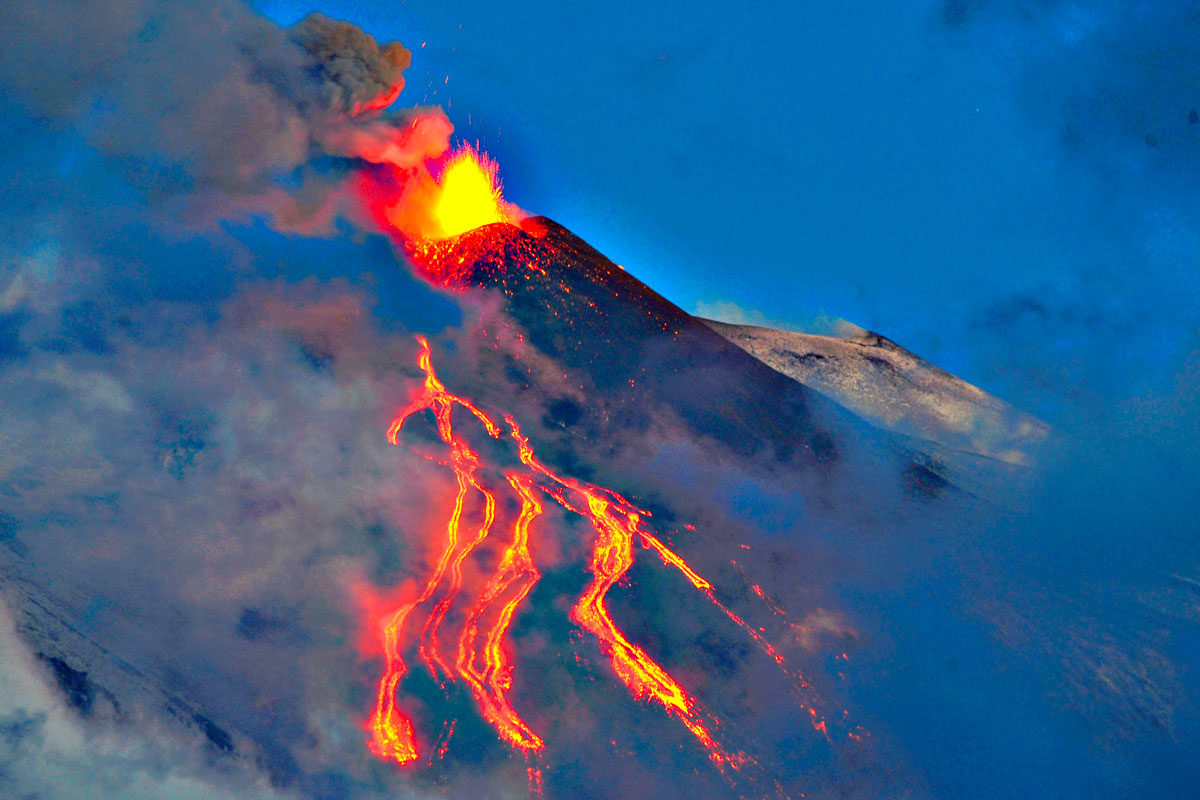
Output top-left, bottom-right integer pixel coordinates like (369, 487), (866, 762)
(365, 335), (837, 781)
(359, 148), (836, 788)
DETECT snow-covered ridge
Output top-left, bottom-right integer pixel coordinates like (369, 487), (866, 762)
(700, 318), (1050, 467)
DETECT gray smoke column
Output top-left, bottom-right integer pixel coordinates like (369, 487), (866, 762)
(292, 12), (413, 116)
(0, 0), (451, 233)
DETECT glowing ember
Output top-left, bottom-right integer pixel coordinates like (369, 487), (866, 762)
(365, 336), (831, 778)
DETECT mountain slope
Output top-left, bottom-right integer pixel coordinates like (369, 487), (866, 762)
(413, 217), (950, 496)
(1, 216), (975, 800)
(701, 319), (1050, 466)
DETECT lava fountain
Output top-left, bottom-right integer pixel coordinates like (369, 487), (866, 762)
(358, 143), (523, 258)
(428, 146), (513, 238)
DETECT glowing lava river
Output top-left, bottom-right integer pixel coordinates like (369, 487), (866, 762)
(363, 335), (841, 788)
(367, 336), (736, 767)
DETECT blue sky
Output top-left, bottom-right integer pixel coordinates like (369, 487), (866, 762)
(254, 0), (1200, 416)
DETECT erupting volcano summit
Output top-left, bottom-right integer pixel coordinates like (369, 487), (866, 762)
(346, 144), (932, 794)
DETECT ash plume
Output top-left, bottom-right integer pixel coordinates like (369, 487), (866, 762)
(292, 12), (414, 116)
(0, 0), (451, 233)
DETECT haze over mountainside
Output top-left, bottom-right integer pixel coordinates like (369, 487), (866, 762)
(0, 204), (1142, 800)
(0, 206), (1192, 799)
(0, 211), (978, 800)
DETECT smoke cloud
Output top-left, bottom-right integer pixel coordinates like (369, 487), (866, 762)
(0, 0), (450, 234)
(0, 598), (300, 800)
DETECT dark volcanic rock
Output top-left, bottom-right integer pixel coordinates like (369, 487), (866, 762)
(40, 655), (95, 714)
(416, 217), (902, 475)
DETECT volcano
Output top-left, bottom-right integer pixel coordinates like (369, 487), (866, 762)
(1, 211), (1041, 799)
(403, 216), (970, 496)
(5, 4), (1194, 798)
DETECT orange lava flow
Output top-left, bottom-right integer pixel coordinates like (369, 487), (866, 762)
(455, 473), (545, 752)
(366, 337), (821, 771)
(368, 336), (501, 763)
(506, 419), (736, 766)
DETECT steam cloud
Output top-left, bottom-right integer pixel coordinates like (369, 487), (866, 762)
(0, 599), (299, 800)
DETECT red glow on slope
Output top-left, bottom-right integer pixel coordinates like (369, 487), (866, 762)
(455, 473), (545, 751)
(368, 336), (509, 763)
(506, 419), (736, 766)
(365, 337), (839, 777)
